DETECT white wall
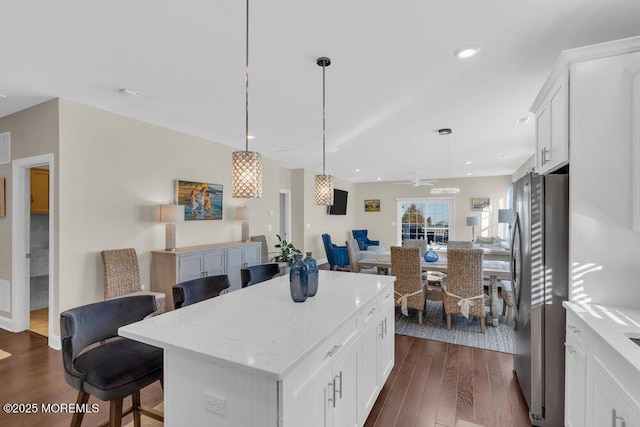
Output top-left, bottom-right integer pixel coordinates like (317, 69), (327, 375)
(570, 52), (640, 307)
(354, 176), (512, 249)
(56, 100), (282, 331)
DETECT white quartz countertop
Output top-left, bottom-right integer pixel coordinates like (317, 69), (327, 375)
(120, 270), (395, 380)
(564, 301), (640, 373)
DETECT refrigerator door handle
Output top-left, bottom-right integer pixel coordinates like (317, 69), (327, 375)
(511, 212), (522, 315)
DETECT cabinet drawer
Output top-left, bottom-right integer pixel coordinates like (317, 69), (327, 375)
(378, 283), (394, 309)
(280, 314), (359, 416)
(566, 310), (586, 351)
(362, 297), (379, 327)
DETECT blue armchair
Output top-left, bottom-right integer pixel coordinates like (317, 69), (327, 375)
(322, 234), (349, 270)
(352, 229), (380, 251)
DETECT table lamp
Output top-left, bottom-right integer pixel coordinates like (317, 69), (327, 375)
(159, 204), (184, 251)
(498, 208), (515, 240)
(236, 206), (253, 242)
(466, 216), (481, 240)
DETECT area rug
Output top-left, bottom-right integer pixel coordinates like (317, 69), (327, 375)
(394, 300), (515, 354)
(0, 349), (11, 360)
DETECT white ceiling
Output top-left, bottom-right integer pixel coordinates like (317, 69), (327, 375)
(1, 0), (640, 183)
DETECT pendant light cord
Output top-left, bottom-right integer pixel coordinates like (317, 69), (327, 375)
(245, 0), (250, 152)
(322, 60), (326, 175)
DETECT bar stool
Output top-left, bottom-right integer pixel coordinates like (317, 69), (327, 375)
(173, 274), (230, 309)
(60, 295), (164, 427)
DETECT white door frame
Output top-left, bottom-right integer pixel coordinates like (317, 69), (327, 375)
(12, 153), (57, 348)
(279, 189), (291, 242)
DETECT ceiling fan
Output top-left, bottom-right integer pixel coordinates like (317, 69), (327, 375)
(393, 172), (438, 187)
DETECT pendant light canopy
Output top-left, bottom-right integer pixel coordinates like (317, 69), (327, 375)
(315, 56), (334, 206)
(232, 0), (263, 198)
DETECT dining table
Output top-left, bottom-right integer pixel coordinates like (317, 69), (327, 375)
(357, 254), (511, 327)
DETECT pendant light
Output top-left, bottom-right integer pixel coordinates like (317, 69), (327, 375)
(231, 0), (263, 198)
(315, 57), (334, 205)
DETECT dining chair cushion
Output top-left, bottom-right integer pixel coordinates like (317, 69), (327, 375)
(74, 338), (163, 400)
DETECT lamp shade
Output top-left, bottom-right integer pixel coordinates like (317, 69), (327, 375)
(498, 209), (515, 224)
(235, 206), (253, 221)
(159, 204), (184, 223)
(466, 216), (480, 227)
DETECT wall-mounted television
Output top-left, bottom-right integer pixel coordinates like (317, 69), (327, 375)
(328, 189), (348, 215)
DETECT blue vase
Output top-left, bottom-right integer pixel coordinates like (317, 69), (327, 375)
(424, 248), (439, 263)
(304, 252), (319, 297)
(289, 255), (309, 302)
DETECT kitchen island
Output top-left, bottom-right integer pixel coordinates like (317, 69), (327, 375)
(119, 270), (396, 426)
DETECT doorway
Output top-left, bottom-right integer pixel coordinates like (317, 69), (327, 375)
(279, 189), (291, 241)
(12, 153), (55, 347)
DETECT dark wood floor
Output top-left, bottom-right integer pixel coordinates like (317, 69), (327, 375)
(0, 329), (163, 427)
(365, 335), (531, 427)
(0, 328), (530, 427)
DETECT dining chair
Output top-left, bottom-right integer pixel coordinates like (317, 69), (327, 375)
(322, 234), (349, 270)
(352, 229), (380, 250)
(402, 239), (427, 256)
(172, 274), (230, 309)
(403, 239), (445, 285)
(241, 263), (281, 287)
(60, 295), (164, 427)
(391, 246), (427, 324)
(346, 239), (378, 274)
(442, 248), (488, 333)
(501, 279), (515, 324)
(101, 248), (166, 314)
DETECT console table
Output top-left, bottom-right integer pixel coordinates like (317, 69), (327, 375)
(120, 271), (395, 426)
(150, 241), (261, 310)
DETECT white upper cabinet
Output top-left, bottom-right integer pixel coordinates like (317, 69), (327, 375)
(531, 67), (569, 174)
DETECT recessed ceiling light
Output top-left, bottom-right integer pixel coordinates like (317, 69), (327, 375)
(0, 94), (7, 99)
(354, 169), (360, 172)
(248, 135), (254, 139)
(376, 178), (381, 181)
(516, 117), (530, 125)
(119, 88), (139, 98)
(465, 161), (472, 164)
(466, 172), (473, 176)
(499, 154), (507, 159)
(454, 47), (480, 59)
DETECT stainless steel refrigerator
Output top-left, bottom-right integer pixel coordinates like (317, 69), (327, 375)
(511, 172), (569, 426)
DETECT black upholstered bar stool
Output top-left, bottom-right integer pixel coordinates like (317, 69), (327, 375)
(60, 295), (163, 427)
(241, 263), (281, 287)
(172, 274), (231, 309)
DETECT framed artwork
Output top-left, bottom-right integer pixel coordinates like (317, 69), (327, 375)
(0, 177), (4, 217)
(364, 199), (380, 212)
(176, 180), (223, 220)
(471, 197), (490, 211)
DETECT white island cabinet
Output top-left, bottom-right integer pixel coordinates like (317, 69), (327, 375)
(120, 270), (395, 427)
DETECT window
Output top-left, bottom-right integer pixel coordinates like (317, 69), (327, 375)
(397, 198), (454, 244)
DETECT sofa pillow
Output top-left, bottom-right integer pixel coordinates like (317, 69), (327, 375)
(475, 236), (494, 245)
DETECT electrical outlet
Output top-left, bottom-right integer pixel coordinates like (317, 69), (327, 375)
(204, 392), (226, 417)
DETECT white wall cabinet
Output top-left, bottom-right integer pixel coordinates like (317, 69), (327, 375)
(531, 68), (569, 174)
(564, 315), (587, 427)
(151, 241), (262, 309)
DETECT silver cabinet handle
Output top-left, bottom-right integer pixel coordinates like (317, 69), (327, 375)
(568, 324), (580, 334)
(327, 344), (342, 357)
(540, 147), (550, 165)
(328, 378), (336, 408)
(368, 307), (377, 316)
(334, 371), (343, 401)
(613, 409), (626, 427)
(564, 343), (576, 354)
(379, 321), (384, 339)
(383, 317), (387, 337)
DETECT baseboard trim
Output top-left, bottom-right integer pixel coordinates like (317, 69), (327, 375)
(48, 334), (61, 350)
(0, 315), (14, 332)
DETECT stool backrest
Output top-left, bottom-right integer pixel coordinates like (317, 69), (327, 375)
(241, 263), (280, 287)
(173, 275), (230, 309)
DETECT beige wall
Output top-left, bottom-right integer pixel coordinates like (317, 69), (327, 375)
(0, 99), (59, 319)
(56, 99), (282, 329)
(289, 168), (356, 263)
(354, 176), (512, 249)
(512, 154), (535, 182)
